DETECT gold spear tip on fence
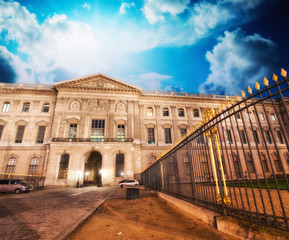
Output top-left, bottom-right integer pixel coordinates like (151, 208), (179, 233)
(230, 97), (233, 105)
(281, 68), (287, 78)
(226, 101), (229, 108)
(263, 77), (269, 87)
(216, 107), (220, 114)
(220, 104), (224, 111)
(248, 86), (252, 95)
(235, 94), (239, 101)
(255, 82), (260, 91)
(241, 90), (245, 98)
(272, 73), (278, 82)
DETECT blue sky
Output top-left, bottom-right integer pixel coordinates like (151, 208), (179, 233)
(0, 0), (288, 95)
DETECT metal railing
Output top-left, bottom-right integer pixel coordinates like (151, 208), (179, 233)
(141, 70), (289, 231)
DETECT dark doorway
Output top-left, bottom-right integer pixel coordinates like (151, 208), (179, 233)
(85, 151), (102, 186)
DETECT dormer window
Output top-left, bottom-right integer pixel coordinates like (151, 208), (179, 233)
(22, 102), (30, 112)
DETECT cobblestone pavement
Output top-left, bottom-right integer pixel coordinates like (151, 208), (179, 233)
(0, 186), (117, 240)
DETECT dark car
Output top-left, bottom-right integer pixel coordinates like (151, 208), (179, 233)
(0, 179), (33, 194)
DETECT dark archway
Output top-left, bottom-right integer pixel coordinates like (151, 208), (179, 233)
(85, 151), (102, 186)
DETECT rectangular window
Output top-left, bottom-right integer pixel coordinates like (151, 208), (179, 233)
(233, 155), (242, 178)
(69, 124), (77, 139)
(91, 120), (105, 138)
(163, 108), (169, 116)
(276, 131), (284, 144)
(270, 113), (276, 121)
(2, 102), (10, 112)
(178, 108), (184, 117)
(148, 128), (155, 144)
(259, 112), (264, 120)
(42, 103), (49, 112)
(22, 102), (30, 112)
(193, 109), (199, 117)
(165, 128), (172, 144)
(240, 130), (247, 144)
(15, 126), (25, 143)
(36, 126), (46, 143)
(225, 130), (233, 144)
(147, 107), (153, 116)
(0, 125), (3, 140)
(273, 155), (282, 172)
(246, 154), (255, 173)
(117, 125), (125, 139)
(180, 128), (187, 137)
(261, 155), (269, 172)
(236, 112), (241, 119)
(253, 130), (259, 144)
(264, 130), (272, 144)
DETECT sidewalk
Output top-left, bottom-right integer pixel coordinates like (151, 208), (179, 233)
(66, 188), (238, 240)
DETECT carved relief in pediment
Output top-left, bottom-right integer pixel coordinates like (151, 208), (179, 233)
(88, 99), (110, 113)
(81, 79), (118, 89)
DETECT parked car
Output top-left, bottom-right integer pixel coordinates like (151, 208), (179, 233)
(0, 179), (33, 194)
(118, 179), (139, 188)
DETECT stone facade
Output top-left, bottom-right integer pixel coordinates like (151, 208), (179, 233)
(0, 74), (288, 187)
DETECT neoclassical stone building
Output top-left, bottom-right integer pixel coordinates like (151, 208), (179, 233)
(0, 74), (288, 187)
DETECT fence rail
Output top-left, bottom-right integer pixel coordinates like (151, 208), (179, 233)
(141, 70), (289, 231)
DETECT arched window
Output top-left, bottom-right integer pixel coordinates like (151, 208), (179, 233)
(29, 157), (39, 174)
(42, 103), (49, 112)
(58, 154), (69, 179)
(6, 157), (16, 174)
(149, 155), (156, 164)
(115, 153), (124, 177)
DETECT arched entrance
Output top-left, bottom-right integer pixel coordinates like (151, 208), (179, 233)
(85, 151), (102, 186)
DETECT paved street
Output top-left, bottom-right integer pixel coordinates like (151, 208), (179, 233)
(0, 186), (117, 240)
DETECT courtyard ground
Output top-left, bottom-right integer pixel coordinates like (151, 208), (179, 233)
(66, 188), (238, 240)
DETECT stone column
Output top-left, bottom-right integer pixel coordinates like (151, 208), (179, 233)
(133, 101), (140, 140)
(139, 104), (144, 142)
(127, 100), (134, 138)
(155, 105), (162, 144)
(108, 100), (115, 138)
(186, 106), (193, 129)
(170, 105), (178, 142)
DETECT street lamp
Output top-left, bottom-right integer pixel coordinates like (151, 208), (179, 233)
(76, 171), (82, 188)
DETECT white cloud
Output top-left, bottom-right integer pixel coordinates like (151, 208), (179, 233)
(0, 46), (34, 83)
(199, 29), (280, 95)
(143, 0), (190, 24)
(129, 72), (172, 90)
(119, 2), (135, 15)
(82, 3), (91, 10)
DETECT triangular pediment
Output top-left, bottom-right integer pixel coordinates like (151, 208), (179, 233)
(53, 73), (141, 92)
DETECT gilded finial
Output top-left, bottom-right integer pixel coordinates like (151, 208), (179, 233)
(226, 101), (229, 108)
(272, 73), (278, 82)
(281, 68), (287, 78)
(255, 82), (260, 91)
(248, 86), (252, 95)
(235, 94), (239, 101)
(230, 97), (233, 105)
(221, 104), (224, 111)
(241, 90), (245, 98)
(263, 77), (269, 87)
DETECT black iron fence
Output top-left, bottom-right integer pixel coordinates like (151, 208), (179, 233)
(0, 173), (45, 189)
(141, 70), (289, 231)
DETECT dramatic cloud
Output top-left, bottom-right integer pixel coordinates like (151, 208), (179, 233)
(0, 46), (33, 83)
(0, 0), (107, 83)
(119, 2), (135, 15)
(199, 29), (280, 95)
